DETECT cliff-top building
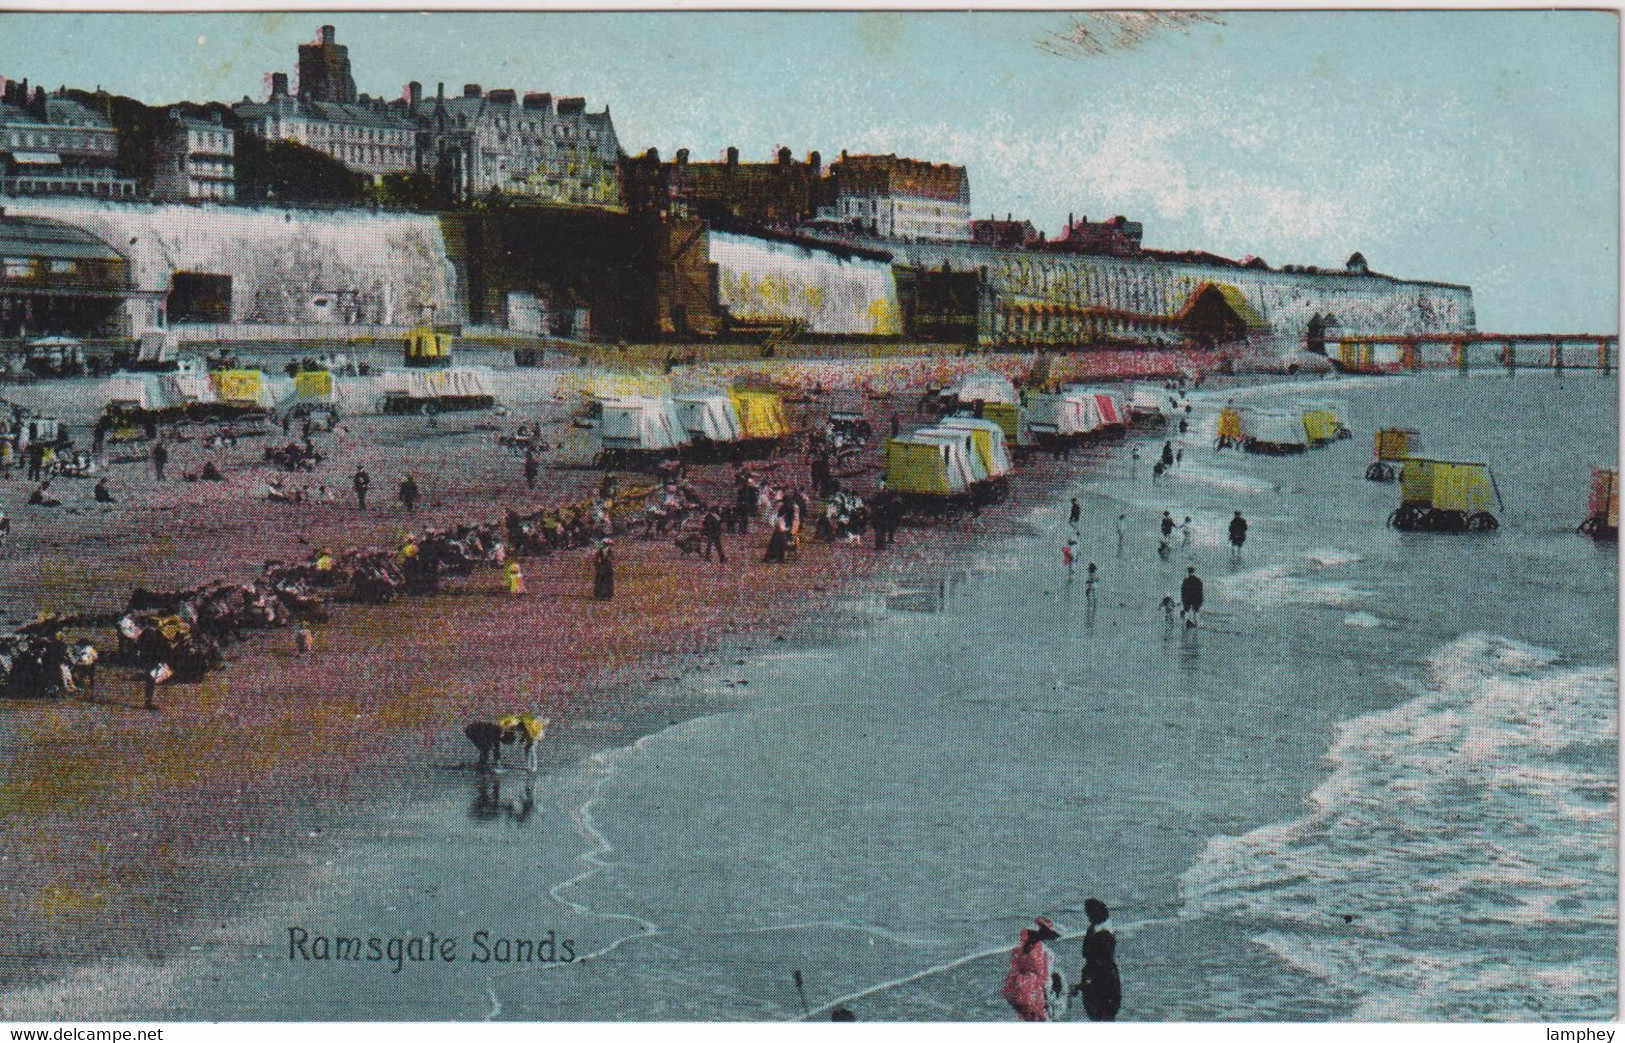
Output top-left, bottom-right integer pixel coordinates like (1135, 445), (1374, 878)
(149, 109), (236, 203)
(818, 152), (971, 242)
(235, 68), (418, 179)
(419, 82), (621, 206)
(0, 79), (135, 200)
(622, 146), (822, 229)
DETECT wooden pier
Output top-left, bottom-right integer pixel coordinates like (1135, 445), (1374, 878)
(1333, 332), (1618, 374)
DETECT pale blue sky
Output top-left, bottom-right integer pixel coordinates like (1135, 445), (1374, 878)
(0, 10), (1615, 333)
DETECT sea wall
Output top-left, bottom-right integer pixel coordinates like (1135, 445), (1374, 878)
(0, 198), (461, 333)
(874, 239), (1477, 354)
(708, 230), (902, 337)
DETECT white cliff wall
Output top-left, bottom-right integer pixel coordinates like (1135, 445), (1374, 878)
(0, 198), (460, 335)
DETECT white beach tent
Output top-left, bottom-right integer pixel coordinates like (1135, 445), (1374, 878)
(1128, 383), (1166, 419)
(913, 427), (991, 486)
(946, 370), (1019, 407)
(1065, 385), (1129, 428)
(938, 416), (1014, 478)
(1026, 389), (1097, 438)
(671, 390), (744, 444)
(1246, 408), (1309, 451)
(100, 374), (165, 412)
(596, 395), (690, 453)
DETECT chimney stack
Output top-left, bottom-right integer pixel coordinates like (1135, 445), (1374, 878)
(463, 83), (482, 98)
(408, 81), (422, 111)
(808, 150), (821, 174)
(271, 72), (289, 97)
(675, 148), (689, 165)
(320, 24), (336, 46)
(777, 146), (792, 165)
(726, 146), (739, 166)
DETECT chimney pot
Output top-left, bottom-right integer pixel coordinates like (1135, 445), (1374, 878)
(675, 148), (689, 165)
(778, 146), (792, 165)
(271, 72), (289, 97)
(320, 25), (336, 45)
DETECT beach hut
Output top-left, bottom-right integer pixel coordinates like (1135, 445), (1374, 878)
(883, 435), (977, 503)
(100, 374), (164, 413)
(1128, 383), (1166, 420)
(1023, 389), (1096, 448)
(1391, 458), (1502, 532)
(913, 426), (993, 500)
(379, 367), (497, 415)
(595, 395), (689, 467)
(938, 417), (1015, 478)
(1215, 406), (1246, 448)
(1301, 401), (1350, 446)
(672, 391), (745, 451)
(210, 369), (274, 409)
(403, 327), (454, 368)
(944, 370), (1019, 408)
(1065, 385), (1129, 433)
(728, 388), (793, 449)
(978, 401), (1031, 448)
(1243, 409), (1308, 454)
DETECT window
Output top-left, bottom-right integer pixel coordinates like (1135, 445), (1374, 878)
(2, 258), (32, 279)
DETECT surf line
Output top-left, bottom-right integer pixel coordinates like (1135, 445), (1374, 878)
(791, 914), (1182, 1022)
(483, 741), (667, 1019)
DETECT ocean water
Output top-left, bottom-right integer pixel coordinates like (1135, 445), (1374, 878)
(10, 370), (1615, 1022)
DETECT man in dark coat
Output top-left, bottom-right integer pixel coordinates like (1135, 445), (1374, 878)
(1180, 566), (1204, 628)
(700, 508), (726, 563)
(352, 467), (371, 510)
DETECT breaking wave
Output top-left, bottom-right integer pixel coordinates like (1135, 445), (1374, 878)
(1179, 634), (1618, 1020)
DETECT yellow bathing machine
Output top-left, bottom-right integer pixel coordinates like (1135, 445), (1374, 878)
(1389, 458), (1503, 532)
(883, 427), (996, 517)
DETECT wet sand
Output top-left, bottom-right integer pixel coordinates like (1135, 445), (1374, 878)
(0, 376), (1098, 1004)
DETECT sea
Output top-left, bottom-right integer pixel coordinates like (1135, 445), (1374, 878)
(9, 369), (1617, 1022)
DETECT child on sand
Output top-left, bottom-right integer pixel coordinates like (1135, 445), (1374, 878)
(1062, 540), (1076, 579)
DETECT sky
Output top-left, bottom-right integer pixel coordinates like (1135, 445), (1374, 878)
(0, 9), (1615, 333)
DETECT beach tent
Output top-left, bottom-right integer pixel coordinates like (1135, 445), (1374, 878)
(294, 370), (336, 402)
(883, 436), (972, 496)
(379, 367), (497, 411)
(1026, 389), (1097, 438)
(210, 369), (274, 408)
(100, 375), (164, 412)
(1065, 385), (1128, 430)
(1244, 409), (1308, 453)
(938, 417), (1014, 478)
(979, 401), (1030, 446)
(165, 372), (219, 405)
(1400, 458), (1498, 513)
(912, 427), (990, 486)
(945, 370), (1019, 407)
(1128, 383), (1166, 419)
(728, 389), (791, 441)
(672, 391), (744, 444)
(596, 395), (689, 453)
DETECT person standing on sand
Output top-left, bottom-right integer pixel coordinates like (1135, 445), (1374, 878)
(1228, 510), (1248, 561)
(1160, 511), (1176, 539)
(352, 467), (370, 511)
(1130, 447), (1140, 480)
(1181, 516), (1194, 547)
(524, 449), (539, 490)
(504, 559), (526, 596)
(1085, 562), (1098, 606)
(1160, 440), (1175, 469)
(1068, 498), (1082, 530)
(150, 440), (167, 482)
(1062, 539), (1076, 579)
(399, 474), (419, 512)
(593, 539), (615, 599)
(1115, 514), (1126, 556)
(1180, 566), (1205, 628)
(700, 508), (726, 563)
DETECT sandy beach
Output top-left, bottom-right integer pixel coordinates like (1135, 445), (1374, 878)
(0, 369), (1095, 1000)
